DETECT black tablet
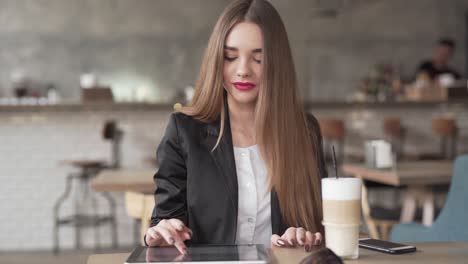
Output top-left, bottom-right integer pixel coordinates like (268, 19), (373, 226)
(125, 245), (269, 264)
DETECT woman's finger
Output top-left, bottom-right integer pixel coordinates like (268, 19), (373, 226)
(155, 225), (187, 254)
(168, 219), (193, 239)
(183, 232), (191, 240)
(145, 219), (191, 249)
(168, 219), (190, 233)
(314, 232), (323, 245)
(304, 231), (314, 252)
(147, 227), (161, 240)
(173, 240), (188, 255)
(296, 227), (306, 246)
(270, 234), (286, 247)
(154, 225), (176, 245)
(281, 227), (297, 246)
(146, 227), (163, 246)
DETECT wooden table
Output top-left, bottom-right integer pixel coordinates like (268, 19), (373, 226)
(343, 161), (452, 227)
(90, 169), (155, 193)
(87, 242), (468, 264)
(91, 169), (156, 243)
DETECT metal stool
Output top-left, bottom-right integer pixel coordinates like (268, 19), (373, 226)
(53, 160), (117, 253)
(53, 120), (123, 253)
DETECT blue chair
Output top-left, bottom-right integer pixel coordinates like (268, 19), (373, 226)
(390, 155), (468, 242)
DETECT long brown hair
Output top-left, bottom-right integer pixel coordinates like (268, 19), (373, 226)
(181, 0), (323, 233)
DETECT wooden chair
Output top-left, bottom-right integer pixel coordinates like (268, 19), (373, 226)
(432, 117), (458, 160)
(360, 117), (407, 240)
(361, 183), (400, 240)
(383, 117), (405, 161)
(125, 192), (155, 245)
(430, 117), (457, 213)
(81, 86), (114, 103)
(318, 118), (345, 165)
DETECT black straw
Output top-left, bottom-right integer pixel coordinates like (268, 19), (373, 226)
(332, 145), (339, 179)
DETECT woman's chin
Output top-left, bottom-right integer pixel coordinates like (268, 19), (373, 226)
(228, 89), (258, 106)
(230, 93), (258, 106)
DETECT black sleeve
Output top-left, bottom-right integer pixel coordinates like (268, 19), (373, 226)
(418, 61), (432, 72)
(416, 60), (434, 79)
(306, 114), (328, 179)
(451, 69), (462, 80)
(150, 113), (188, 227)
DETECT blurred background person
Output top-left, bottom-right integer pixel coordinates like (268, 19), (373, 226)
(416, 38), (461, 81)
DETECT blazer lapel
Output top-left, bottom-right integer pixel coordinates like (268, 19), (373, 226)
(201, 105), (239, 213)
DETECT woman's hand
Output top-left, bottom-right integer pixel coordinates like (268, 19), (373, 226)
(271, 227), (322, 252)
(145, 218), (193, 254)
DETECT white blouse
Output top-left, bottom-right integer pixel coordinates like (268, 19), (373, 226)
(233, 145), (272, 247)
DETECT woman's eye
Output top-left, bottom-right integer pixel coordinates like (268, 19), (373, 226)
(224, 56), (236, 61)
(253, 58), (262, 64)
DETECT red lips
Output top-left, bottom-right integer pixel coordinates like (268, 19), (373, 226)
(232, 82), (256, 91)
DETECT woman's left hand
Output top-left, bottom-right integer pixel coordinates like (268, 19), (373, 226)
(271, 227), (322, 252)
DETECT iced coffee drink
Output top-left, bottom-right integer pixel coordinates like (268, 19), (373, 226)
(322, 177), (361, 259)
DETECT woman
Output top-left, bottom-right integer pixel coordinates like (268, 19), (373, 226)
(145, 0), (327, 255)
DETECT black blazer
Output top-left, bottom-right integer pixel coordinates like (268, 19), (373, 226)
(150, 106), (327, 245)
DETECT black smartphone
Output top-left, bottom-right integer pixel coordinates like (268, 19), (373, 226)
(358, 238), (417, 254)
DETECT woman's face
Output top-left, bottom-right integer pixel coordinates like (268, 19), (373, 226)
(223, 22), (263, 107)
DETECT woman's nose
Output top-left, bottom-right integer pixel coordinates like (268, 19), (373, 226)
(236, 59), (251, 78)
(237, 71), (249, 78)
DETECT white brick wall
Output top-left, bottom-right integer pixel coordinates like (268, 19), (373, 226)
(0, 108), (172, 251)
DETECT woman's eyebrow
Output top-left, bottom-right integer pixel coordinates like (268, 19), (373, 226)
(224, 45), (237, 51)
(224, 46), (262, 53)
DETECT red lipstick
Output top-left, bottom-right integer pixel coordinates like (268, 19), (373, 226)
(233, 82), (256, 91)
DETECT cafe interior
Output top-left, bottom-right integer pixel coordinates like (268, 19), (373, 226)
(1, 0), (467, 263)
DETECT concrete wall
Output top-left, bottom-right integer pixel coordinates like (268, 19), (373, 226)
(0, 0), (466, 101)
(0, 0), (229, 101)
(303, 0), (468, 99)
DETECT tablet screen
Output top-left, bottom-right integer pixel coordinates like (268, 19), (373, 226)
(125, 245), (269, 264)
